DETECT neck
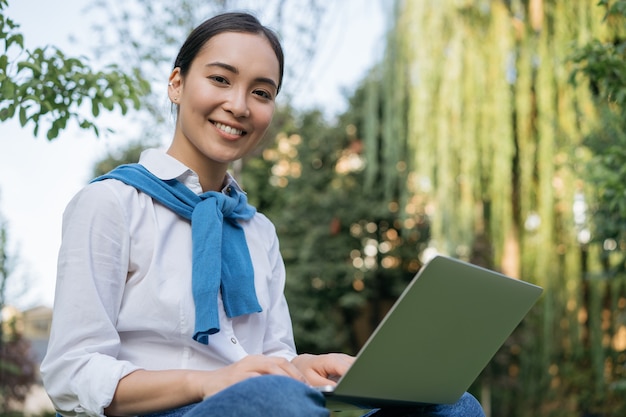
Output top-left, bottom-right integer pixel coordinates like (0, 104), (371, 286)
(166, 146), (228, 193)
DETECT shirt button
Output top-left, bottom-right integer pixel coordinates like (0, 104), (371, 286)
(230, 337), (237, 344)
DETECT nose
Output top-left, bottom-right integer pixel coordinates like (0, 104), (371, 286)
(223, 88), (250, 118)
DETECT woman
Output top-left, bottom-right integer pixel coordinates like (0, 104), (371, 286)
(41, 12), (485, 417)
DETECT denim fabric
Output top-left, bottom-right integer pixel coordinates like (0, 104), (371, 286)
(142, 375), (329, 417)
(140, 377), (484, 417)
(142, 402), (199, 417)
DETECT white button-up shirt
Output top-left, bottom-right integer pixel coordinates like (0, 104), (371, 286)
(41, 149), (297, 417)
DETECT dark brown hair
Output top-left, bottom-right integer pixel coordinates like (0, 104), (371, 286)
(174, 12), (284, 93)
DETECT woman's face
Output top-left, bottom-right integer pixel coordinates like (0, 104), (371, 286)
(168, 31), (280, 176)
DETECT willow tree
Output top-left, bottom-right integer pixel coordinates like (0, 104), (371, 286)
(361, 0), (626, 415)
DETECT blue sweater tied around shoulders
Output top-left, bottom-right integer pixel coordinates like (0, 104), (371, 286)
(92, 163), (261, 345)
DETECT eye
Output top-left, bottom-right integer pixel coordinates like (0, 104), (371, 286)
(209, 75), (229, 85)
(253, 89), (273, 100)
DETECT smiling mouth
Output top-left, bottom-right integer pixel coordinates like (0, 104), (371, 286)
(213, 121), (246, 136)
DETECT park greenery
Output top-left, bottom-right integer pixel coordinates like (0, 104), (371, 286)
(0, 0), (149, 140)
(2, 0), (626, 416)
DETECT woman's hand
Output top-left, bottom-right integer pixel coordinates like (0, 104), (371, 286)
(196, 354), (308, 399)
(291, 353), (355, 387)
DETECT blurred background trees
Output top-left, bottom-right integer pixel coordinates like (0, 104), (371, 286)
(4, 0), (626, 415)
(0, 209), (38, 414)
(352, 1), (626, 415)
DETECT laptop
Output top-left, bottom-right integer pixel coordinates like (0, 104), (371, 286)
(320, 255), (543, 411)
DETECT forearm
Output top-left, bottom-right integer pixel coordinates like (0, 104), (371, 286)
(105, 354), (308, 416)
(105, 369), (206, 416)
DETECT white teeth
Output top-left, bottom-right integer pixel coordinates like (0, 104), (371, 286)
(214, 122), (243, 136)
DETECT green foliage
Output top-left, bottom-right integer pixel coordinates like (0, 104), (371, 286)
(366, 0), (626, 415)
(561, 1), (626, 414)
(570, 38), (626, 112)
(0, 319), (37, 414)
(569, 0), (626, 117)
(582, 109), (626, 263)
(570, 0), (626, 279)
(242, 99), (430, 355)
(600, 0), (626, 21)
(0, 0), (150, 140)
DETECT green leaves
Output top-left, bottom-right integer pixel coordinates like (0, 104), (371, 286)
(0, 1), (150, 140)
(569, 0), (626, 265)
(569, 1), (626, 115)
(569, 39), (626, 114)
(600, 0), (626, 20)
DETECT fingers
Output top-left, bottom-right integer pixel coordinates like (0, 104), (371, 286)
(201, 353), (355, 401)
(291, 353), (356, 387)
(239, 355), (307, 384)
(199, 355), (310, 400)
(317, 353), (353, 381)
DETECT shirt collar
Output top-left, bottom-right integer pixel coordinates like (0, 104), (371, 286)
(138, 148), (244, 195)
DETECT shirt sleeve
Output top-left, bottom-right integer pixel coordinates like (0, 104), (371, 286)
(256, 216), (298, 360)
(40, 182), (141, 417)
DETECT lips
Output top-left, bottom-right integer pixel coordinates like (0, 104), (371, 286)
(213, 121), (246, 136)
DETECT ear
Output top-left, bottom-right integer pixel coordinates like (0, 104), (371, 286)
(168, 68), (182, 103)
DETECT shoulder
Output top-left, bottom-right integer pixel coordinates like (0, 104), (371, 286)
(72, 178), (142, 203)
(64, 179), (147, 222)
(248, 211), (277, 234)
(243, 211), (280, 249)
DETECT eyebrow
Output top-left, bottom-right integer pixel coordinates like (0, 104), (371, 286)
(205, 61), (278, 91)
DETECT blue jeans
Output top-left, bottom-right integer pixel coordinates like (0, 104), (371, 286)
(141, 375), (485, 417)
